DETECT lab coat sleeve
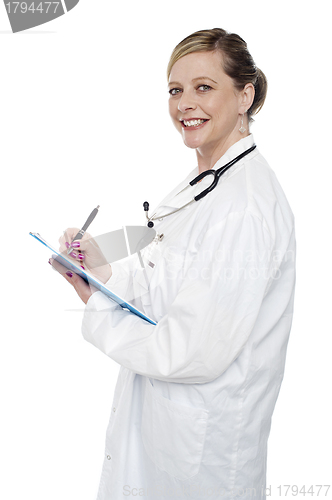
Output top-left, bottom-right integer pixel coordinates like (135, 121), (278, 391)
(104, 253), (141, 304)
(82, 210), (274, 383)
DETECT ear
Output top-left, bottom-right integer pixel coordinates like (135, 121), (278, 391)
(238, 83), (255, 114)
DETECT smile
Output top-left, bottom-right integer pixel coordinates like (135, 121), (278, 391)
(181, 119), (209, 128)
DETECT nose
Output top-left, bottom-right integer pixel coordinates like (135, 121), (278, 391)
(177, 90), (197, 113)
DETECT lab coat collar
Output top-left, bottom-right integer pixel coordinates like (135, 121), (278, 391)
(154, 134), (256, 212)
(212, 134), (255, 172)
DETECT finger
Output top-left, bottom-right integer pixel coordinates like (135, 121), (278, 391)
(54, 248), (87, 273)
(59, 231), (93, 257)
(59, 232), (88, 264)
(68, 232), (93, 253)
(49, 257), (94, 304)
(59, 228), (80, 253)
(49, 256), (86, 288)
(62, 241), (86, 265)
(59, 228), (91, 250)
(71, 237), (108, 267)
(66, 246), (84, 259)
(49, 256), (75, 279)
(59, 227), (79, 245)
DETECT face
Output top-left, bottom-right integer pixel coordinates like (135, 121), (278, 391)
(168, 51), (249, 158)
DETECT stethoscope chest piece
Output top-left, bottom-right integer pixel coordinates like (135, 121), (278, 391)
(143, 202), (154, 228)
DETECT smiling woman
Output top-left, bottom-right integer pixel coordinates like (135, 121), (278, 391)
(167, 28), (267, 120)
(167, 28), (267, 173)
(168, 51), (255, 171)
(50, 27), (295, 500)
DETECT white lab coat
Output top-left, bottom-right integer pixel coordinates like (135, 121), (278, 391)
(82, 134), (296, 499)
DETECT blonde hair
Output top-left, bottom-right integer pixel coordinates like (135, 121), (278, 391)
(167, 28), (267, 122)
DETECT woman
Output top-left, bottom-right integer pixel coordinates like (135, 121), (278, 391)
(50, 28), (296, 499)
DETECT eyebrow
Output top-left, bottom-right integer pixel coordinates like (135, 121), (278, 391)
(168, 76), (218, 87)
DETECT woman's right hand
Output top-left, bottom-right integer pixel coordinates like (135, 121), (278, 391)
(58, 228), (112, 284)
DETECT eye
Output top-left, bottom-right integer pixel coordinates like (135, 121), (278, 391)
(168, 88), (182, 96)
(197, 84), (212, 92)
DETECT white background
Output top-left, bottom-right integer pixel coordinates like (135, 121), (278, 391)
(1, 1), (331, 499)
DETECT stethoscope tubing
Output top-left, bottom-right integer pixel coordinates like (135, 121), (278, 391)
(145, 144), (257, 226)
(191, 144), (257, 201)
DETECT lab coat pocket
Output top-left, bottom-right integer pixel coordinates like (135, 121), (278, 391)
(141, 378), (209, 480)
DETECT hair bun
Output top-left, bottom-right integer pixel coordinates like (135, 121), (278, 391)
(250, 68), (268, 117)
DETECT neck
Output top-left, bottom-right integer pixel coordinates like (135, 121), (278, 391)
(196, 131), (250, 174)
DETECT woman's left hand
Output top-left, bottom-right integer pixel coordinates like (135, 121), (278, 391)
(49, 257), (96, 304)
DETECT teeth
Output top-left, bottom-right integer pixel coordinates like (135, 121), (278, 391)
(183, 119), (206, 127)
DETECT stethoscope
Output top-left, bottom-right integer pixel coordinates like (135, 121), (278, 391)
(143, 144), (256, 229)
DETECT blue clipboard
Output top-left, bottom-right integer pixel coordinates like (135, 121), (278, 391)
(29, 232), (157, 326)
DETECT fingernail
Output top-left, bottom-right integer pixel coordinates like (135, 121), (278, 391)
(48, 259), (52, 265)
(66, 271), (73, 278)
(77, 253), (85, 261)
(71, 241), (80, 248)
(69, 251), (77, 258)
(80, 265), (85, 270)
(65, 242), (70, 249)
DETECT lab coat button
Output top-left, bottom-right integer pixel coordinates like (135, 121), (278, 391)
(106, 454), (111, 460)
(112, 407), (116, 412)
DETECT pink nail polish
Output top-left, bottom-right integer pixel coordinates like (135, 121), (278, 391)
(80, 265), (85, 270)
(65, 242), (70, 249)
(69, 251), (77, 258)
(71, 241), (80, 248)
(66, 271), (73, 278)
(77, 253), (85, 260)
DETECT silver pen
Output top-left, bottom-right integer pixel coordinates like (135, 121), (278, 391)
(67, 205), (100, 255)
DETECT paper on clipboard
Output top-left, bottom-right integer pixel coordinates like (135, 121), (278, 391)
(29, 232), (157, 325)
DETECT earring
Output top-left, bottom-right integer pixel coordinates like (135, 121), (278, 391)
(239, 113), (246, 134)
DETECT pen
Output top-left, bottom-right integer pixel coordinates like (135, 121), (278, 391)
(67, 205), (100, 255)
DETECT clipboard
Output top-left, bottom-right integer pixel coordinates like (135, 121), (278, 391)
(29, 232), (157, 325)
